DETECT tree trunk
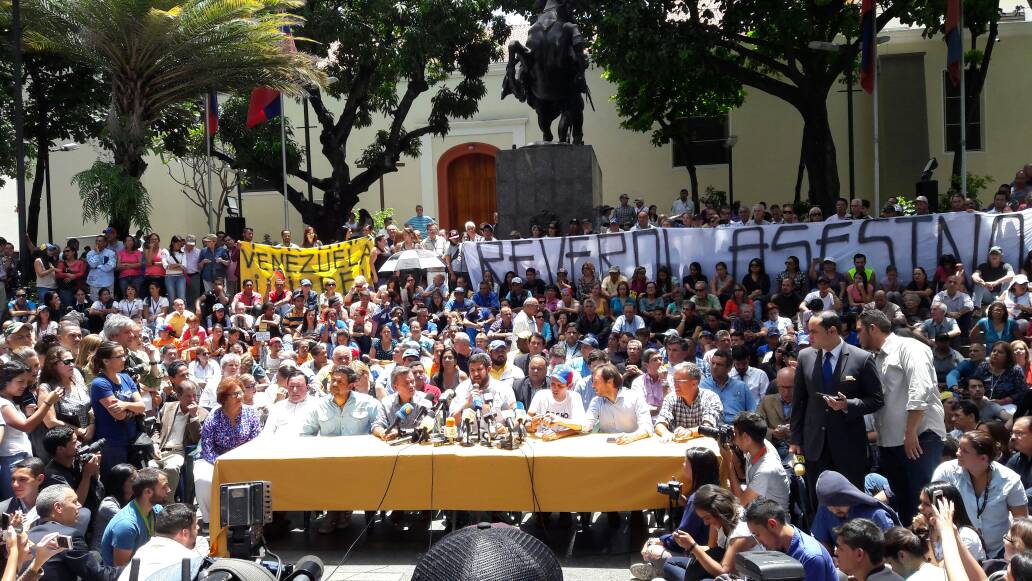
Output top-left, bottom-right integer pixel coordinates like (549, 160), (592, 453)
(687, 163), (700, 208)
(799, 99), (841, 210)
(794, 139), (806, 204)
(26, 147), (46, 245)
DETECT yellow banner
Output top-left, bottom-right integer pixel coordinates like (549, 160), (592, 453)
(239, 240), (373, 294)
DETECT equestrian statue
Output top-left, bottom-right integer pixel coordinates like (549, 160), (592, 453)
(502, 0), (593, 145)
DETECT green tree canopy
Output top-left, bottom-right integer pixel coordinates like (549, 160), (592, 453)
(215, 0), (510, 241)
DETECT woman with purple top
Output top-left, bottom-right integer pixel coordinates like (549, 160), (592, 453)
(193, 377), (262, 530)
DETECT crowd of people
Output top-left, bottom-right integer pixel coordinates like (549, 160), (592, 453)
(1, 163), (1032, 580)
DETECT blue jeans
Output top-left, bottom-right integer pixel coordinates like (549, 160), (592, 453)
(879, 430), (946, 523)
(165, 275), (187, 303)
(36, 287), (54, 304)
(662, 547), (725, 581)
(0, 452), (31, 500)
(119, 276), (143, 299)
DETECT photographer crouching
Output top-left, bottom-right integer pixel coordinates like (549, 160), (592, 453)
(41, 426), (104, 539)
(722, 411), (790, 509)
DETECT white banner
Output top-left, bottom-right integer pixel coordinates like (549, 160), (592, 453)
(461, 210), (1032, 287)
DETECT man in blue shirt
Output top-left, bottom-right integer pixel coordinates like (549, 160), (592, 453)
(86, 235), (117, 300)
(404, 205), (435, 238)
(101, 467), (171, 566)
(744, 498), (838, 581)
(700, 349), (755, 423)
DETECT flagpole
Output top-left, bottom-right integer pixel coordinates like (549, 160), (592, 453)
(873, 33), (881, 211)
(204, 92), (215, 233)
(280, 92), (289, 231)
(958, 0), (967, 197)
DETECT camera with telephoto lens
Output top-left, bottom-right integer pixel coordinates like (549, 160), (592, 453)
(75, 438), (107, 462)
(123, 352), (149, 382)
(657, 480), (681, 499)
(698, 424), (735, 445)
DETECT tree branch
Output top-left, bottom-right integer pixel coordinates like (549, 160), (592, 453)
(333, 63), (377, 142)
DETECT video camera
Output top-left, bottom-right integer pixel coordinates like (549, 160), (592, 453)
(75, 438), (107, 462)
(656, 480), (681, 500)
(698, 424), (735, 445)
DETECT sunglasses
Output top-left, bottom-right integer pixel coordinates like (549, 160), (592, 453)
(60, 359), (75, 365)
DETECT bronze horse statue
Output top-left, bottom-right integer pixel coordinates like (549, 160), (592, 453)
(502, 0), (592, 145)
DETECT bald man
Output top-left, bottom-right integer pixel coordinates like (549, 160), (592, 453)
(758, 367), (795, 460)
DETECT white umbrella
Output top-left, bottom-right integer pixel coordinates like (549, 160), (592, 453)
(378, 248), (447, 273)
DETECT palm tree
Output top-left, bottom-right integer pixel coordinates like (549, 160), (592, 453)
(23, 0), (323, 230)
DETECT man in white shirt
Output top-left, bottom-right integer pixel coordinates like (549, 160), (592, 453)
(858, 309), (946, 523)
(801, 277), (842, 312)
(262, 370), (321, 438)
(730, 346), (770, 405)
(450, 352), (517, 431)
(421, 222), (448, 258)
(512, 297), (539, 338)
(671, 189), (695, 217)
(824, 197), (850, 222)
(528, 365), (585, 440)
(118, 503), (199, 581)
(612, 303), (645, 335)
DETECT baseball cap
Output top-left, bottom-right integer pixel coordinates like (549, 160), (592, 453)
(44, 243), (58, 252)
(269, 337), (282, 345)
(3, 322), (27, 337)
(915, 195), (929, 203)
(454, 287), (466, 294)
(185, 234), (197, 244)
(481, 223), (494, 231)
(766, 329), (781, 338)
(102, 227), (115, 234)
(511, 277), (523, 285)
(822, 257), (836, 264)
(212, 303), (225, 311)
(550, 365), (575, 386)
(448, 230), (460, 240)
(608, 265), (620, 273)
(403, 348), (420, 359)
(1015, 274), (1030, 286)
(292, 290), (304, 299)
(989, 246), (1004, 255)
(577, 336), (599, 348)
(158, 323), (174, 333)
(300, 278), (313, 286)
(662, 329), (680, 340)
(488, 339), (508, 351)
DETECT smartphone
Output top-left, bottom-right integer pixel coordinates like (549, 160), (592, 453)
(55, 535), (72, 549)
(931, 490), (944, 504)
(0, 513), (9, 530)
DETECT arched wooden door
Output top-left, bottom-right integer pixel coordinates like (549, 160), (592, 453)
(437, 143), (498, 230)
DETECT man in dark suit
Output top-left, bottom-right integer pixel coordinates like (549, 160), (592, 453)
(28, 484), (122, 581)
(791, 311), (883, 506)
(152, 379), (208, 496)
(758, 367), (795, 459)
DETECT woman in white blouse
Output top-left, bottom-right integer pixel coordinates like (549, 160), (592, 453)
(161, 235), (188, 303)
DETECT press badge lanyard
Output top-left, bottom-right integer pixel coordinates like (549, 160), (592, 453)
(132, 500), (155, 537)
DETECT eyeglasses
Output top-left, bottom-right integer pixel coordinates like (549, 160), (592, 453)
(327, 282), (336, 286)
(60, 359), (75, 366)
(784, 210), (795, 215)
(1004, 535), (1014, 544)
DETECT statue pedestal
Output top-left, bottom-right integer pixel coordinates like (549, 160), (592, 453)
(495, 144), (603, 237)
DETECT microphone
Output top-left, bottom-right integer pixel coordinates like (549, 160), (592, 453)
(411, 399), (434, 423)
(515, 402), (529, 438)
(444, 417), (458, 443)
(461, 408), (478, 446)
(501, 409), (517, 433)
(435, 389), (456, 414)
(483, 392), (495, 413)
(412, 416), (436, 443)
(386, 403), (414, 434)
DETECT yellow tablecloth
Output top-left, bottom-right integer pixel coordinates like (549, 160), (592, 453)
(208, 434), (719, 555)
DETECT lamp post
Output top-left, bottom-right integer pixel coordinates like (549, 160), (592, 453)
(12, 0), (28, 272)
(45, 143), (80, 243)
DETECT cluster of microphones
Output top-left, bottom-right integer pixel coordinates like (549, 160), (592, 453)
(383, 385), (530, 449)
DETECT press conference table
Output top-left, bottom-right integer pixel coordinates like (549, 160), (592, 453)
(208, 433), (719, 554)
